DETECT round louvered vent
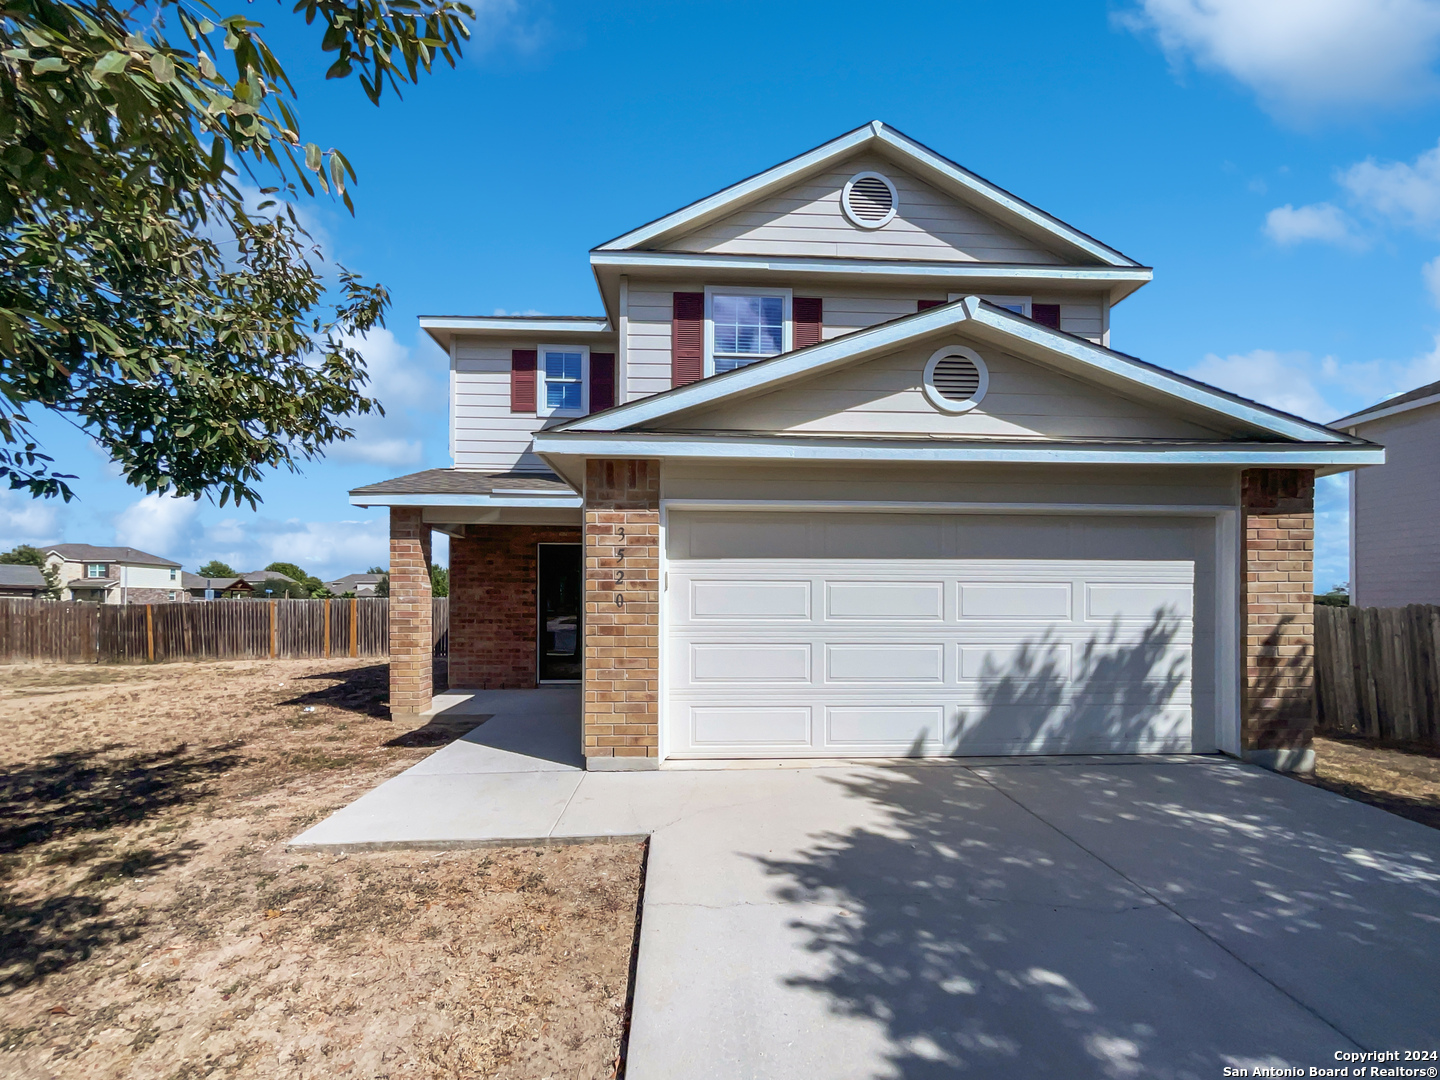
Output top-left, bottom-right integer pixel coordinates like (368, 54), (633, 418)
(841, 171), (898, 229)
(923, 346), (989, 414)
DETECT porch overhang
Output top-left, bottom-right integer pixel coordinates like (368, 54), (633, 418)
(348, 468), (582, 529)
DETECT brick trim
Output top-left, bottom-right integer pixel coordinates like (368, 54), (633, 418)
(389, 507), (433, 717)
(584, 460), (660, 759)
(1240, 468), (1315, 754)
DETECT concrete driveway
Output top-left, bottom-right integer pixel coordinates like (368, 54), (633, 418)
(293, 690), (1440, 1078)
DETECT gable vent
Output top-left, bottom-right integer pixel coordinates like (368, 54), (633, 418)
(842, 171), (898, 229)
(931, 355), (981, 401)
(923, 346), (989, 414)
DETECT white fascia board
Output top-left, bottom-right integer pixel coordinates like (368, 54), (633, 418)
(958, 299), (1353, 445)
(594, 125), (876, 251)
(588, 250), (1152, 287)
(557, 301), (972, 432)
(349, 492), (582, 509)
(1332, 392), (1440, 429)
(872, 126), (1138, 267)
(534, 432), (1385, 468)
(419, 317), (610, 334)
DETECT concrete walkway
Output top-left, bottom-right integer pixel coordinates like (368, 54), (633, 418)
(292, 690), (1440, 1078)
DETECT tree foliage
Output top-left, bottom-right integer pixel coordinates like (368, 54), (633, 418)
(197, 559), (235, 577)
(1, 0), (475, 504)
(263, 560), (329, 597)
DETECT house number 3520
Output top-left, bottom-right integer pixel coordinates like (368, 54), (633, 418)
(614, 526), (625, 606)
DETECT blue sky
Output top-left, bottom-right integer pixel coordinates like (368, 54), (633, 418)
(8, 0), (1440, 588)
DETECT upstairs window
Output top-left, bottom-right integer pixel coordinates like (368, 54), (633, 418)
(537, 346), (589, 417)
(706, 288), (791, 375)
(86, 563), (106, 578)
(169, 568), (178, 581)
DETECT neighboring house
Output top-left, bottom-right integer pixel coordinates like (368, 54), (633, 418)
(1333, 379), (1440, 608)
(327, 573), (384, 596)
(44, 545), (186, 603)
(351, 121), (1381, 774)
(0, 564), (49, 598)
(182, 573), (255, 600)
(237, 571), (297, 596)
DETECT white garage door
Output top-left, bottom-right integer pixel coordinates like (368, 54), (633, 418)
(665, 518), (1196, 759)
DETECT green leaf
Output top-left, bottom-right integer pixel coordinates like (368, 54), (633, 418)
(33, 56), (69, 73)
(150, 52), (175, 83)
(325, 57), (352, 78)
(304, 142), (321, 171)
(93, 50), (129, 75)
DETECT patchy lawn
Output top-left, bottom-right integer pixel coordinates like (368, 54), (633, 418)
(1304, 734), (1440, 831)
(0, 660), (643, 1079)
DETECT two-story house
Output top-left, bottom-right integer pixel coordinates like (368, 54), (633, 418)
(350, 122), (1381, 774)
(45, 545), (186, 603)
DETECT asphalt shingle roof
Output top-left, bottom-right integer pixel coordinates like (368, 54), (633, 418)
(46, 544), (181, 568)
(349, 469), (573, 497)
(0, 564), (46, 589)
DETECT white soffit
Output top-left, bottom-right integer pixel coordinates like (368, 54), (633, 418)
(554, 297), (1360, 446)
(593, 121), (1140, 268)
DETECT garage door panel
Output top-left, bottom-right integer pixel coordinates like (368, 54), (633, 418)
(691, 644), (812, 683)
(690, 580), (810, 619)
(667, 547), (1197, 759)
(825, 706), (947, 748)
(824, 644), (945, 683)
(826, 581), (944, 620)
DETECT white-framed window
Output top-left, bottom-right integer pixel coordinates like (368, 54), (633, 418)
(169, 568), (177, 580)
(167, 591), (176, 601)
(536, 345), (589, 417)
(86, 563), (106, 578)
(951, 293), (1031, 317)
(923, 345), (989, 415)
(705, 286), (792, 375)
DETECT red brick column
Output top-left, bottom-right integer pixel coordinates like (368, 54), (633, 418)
(389, 507), (433, 719)
(1241, 468), (1316, 773)
(448, 524), (583, 689)
(584, 459), (660, 770)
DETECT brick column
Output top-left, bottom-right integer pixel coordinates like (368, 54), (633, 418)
(584, 459), (660, 770)
(1241, 468), (1316, 773)
(389, 506), (433, 720)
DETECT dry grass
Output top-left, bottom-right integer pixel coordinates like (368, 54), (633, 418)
(1304, 734), (1440, 830)
(0, 660), (642, 1079)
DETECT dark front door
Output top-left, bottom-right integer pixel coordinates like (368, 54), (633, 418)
(538, 544), (582, 681)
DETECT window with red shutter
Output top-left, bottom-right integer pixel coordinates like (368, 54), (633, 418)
(510, 349), (537, 413)
(672, 292), (704, 387)
(589, 352), (616, 412)
(1032, 304), (1061, 330)
(793, 297), (823, 348)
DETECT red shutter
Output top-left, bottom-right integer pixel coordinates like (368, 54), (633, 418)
(672, 292), (704, 387)
(916, 299), (945, 312)
(589, 352), (616, 412)
(1032, 304), (1061, 330)
(793, 297), (823, 349)
(511, 349), (537, 413)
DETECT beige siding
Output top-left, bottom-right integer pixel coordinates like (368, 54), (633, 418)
(453, 337), (615, 473)
(672, 343), (1227, 441)
(1351, 404), (1440, 606)
(663, 155), (1065, 264)
(622, 280), (1113, 406)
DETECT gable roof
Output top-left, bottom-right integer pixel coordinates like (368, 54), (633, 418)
(46, 544), (180, 568)
(552, 297), (1365, 448)
(594, 121), (1141, 269)
(0, 564), (46, 589)
(1333, 378), (1440, 429)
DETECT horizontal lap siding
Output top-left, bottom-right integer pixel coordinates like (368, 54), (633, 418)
(1351, 406), (1440, 607)
(663, 155), (1065, 264)
(681, 345), (1227, 440)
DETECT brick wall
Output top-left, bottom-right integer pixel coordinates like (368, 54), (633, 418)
(1241, 468), (1315, 764)
(124, 588), (189, 604)
(584, 459), (660, 765)
(448, 524), (583, 689)
(389, 507), (433, 718)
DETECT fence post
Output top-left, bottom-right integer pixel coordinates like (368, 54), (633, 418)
(323, 599), (331, 659)
(269, 600), (277, 659)
(146, 604), (154, 663)
(350, 598), (358, 658)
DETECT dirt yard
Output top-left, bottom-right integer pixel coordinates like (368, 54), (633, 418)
(1304, 734), (1440, 830)
(0, 660), (643, 1080)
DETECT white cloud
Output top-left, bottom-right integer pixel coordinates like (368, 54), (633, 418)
(113, 493), (201, 558)
(1118, 0), (1440, 118)
(0, 490), (64, 549)
(1423, 257), (1440, 307)
(1263, 202), (1364, 247)
(1338, 140), (1440, 231)
(1185, 349), (1339, 421)
(326, 328), (445, 469)
(182, 514), (390, 579)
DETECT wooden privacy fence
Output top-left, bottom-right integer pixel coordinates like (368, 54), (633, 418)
(1315, 604), (1440, 744)
(0, 597), (449, 664)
